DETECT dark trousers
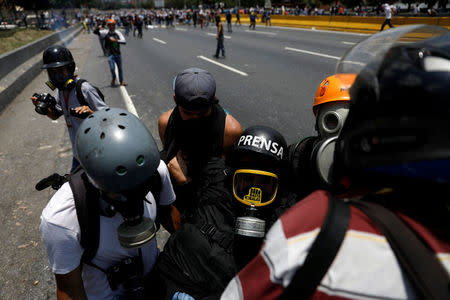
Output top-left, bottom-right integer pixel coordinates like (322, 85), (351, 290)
(380, 18), (394, 31)
(215, 37), (225, 57)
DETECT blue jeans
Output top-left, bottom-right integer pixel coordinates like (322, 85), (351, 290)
(108, 54), (124, 82)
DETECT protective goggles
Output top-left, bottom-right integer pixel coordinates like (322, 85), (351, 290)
(233, 169), (279, 207)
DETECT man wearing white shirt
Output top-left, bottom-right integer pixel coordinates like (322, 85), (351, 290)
(380, 2), (395, 31)
(40, 108), (176, 299)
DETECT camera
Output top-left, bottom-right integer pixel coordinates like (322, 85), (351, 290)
(106, 256), (147, 300)
(33, 93), (62, 116)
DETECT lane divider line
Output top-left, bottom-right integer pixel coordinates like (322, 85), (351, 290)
(197, 55), (248, 77)
(153, 38), (167, 44)
(206, 32), (231, 39)
(342, 41), (356, 45)
(245, 30), (276, 35)
(115, 67), (139, 117)
(175, 27), (187, 31)
(284, 47), (340, 60)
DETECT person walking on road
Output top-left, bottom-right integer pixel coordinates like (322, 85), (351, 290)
(380, 2), (395, 31)
(214, 18), (225, 58)
(95, 19), (127, 86)
(249, 11), (258, 30)
(235, 9), (241, 26)
(265, 9), (272, 26)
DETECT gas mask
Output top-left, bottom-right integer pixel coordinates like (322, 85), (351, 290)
(46, 70), (75, 90)
(232, 168), (279, 269)
(315, 102), (349, 139)
(101, 180), (157, 249)
(310, 136), (338, 187)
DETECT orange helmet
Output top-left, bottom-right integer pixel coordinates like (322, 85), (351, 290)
(107, 19), (116, 25)
(313, 73), (357, 116)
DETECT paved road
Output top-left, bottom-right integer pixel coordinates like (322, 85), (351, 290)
(0, 24), (368, 299)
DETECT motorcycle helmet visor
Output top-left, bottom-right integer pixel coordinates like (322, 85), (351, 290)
(233, 169), (278, 207)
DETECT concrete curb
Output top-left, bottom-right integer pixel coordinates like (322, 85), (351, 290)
(0, 25), (82, 112)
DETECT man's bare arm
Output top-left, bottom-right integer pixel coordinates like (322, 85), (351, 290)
(55, 265), (88, 300)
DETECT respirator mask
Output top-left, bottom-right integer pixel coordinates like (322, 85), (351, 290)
(232, 168), (279, 269)
(101, 179), (157, 249)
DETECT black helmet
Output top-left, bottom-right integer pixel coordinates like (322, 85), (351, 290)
(75, 108), (160, 193)
(42, 45), (75, 73)
(232, 125), (287, 166)
(334, 33), (450, 185)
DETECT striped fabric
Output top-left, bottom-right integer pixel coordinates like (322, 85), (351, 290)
(221, 190), (450, 300)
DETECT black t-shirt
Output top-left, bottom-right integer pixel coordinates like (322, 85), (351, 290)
(104, 32), (121, 56)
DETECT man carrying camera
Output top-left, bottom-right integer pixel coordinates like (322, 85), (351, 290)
(31, 45), (107, 172)
(40, 108), (176, 299)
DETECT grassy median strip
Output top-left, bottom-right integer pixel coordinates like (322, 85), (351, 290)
(0, 28), (52, 55)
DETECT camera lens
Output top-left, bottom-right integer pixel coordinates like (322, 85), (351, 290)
(35, 102), (48, 115)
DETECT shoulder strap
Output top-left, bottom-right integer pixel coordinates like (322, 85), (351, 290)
(162, 109), (179, 163)
(280, 196), (350, 300)
(350, 200), (450, 300)
(197, 221), (234, 253)
(148, 170), (162, 206)
(68, 169), (100, 263)
(75, 79), (88, 107)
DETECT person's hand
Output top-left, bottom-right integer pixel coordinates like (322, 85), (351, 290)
(167, 155), (190, 185)
(109, 37), (118, 42)
(74, 105), (93, 115)
(216, 35), (218, 40)
(30, 96), (39, 107)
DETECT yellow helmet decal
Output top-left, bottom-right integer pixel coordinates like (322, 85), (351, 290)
(243, 187), (262, 204)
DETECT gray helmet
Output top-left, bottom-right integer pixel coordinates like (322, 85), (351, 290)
(75, 108), (160, 193)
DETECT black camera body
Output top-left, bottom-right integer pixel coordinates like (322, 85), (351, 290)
(106, 256), (147, 299)
(33, 93), (62, 116)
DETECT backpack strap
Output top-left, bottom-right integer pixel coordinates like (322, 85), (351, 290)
(197, 221), (234, 253)
(350, 200), (450, 300)
(75, 79), (88, 107)
(68, 168), (101, 264)
(280, 195), (350, 300)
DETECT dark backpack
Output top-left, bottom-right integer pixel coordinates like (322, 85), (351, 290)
(68, 167), (162, 264)
(75, 79), (105, 107)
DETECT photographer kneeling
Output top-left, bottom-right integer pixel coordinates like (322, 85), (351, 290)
(40, 108), (176, 299)
(31, 45), (107, 172)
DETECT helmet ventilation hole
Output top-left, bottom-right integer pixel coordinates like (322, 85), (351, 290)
(84, 128), (91, 134)
(100, 132), (105, 139)
(103, 118), (107, 122)
(118, 125), (125, 129)
(88, 115), (94, 119)
(105, 108), (110, 111)
(136, 155), (145, 166)
(120, 113), (127, 116)
(116, 166), (127, 175)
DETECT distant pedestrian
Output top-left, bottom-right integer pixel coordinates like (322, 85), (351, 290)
(213, 19), (225, 59)
(93, 24), (107, 56)
(265, 10), (272, 26)
(235, 10), (241, 26)
(226, 10), (232, 32)
(380, 2), (395, 31)
(249, 11), (257, 30)
(413, 4), (419, 16)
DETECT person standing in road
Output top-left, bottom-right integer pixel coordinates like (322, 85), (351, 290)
(265, 9), (272, 26)
(214, 18), (225, 58)
(380, 2), (395, 31)
(226, 10), (232, 33)
(95, 19), (127, 86)
(249, 10), (257, 30)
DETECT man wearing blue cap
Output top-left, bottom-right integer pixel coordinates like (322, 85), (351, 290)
(158, 67), (242, 213)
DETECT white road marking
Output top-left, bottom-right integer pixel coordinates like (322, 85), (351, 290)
(342, 41), (356, 45)
(245, 29), (276, 35)
(115, 67), (139, 117)
(197, 55), (248, 76)
(267, 25), (370, 36)
(175, 27), (187, 31)
(153, 38), (167, 44)
(206, 32), (231, 39)
(285, 47), (340, 60)
(38, 145), (53, 150)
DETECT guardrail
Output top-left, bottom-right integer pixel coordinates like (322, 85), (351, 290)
(222, 15), (450, 33)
